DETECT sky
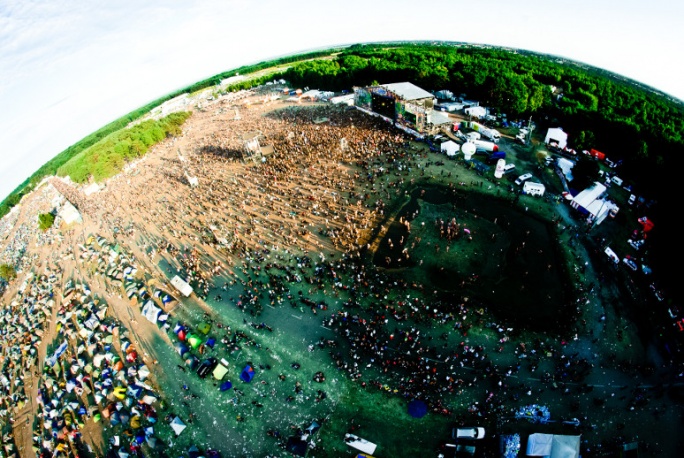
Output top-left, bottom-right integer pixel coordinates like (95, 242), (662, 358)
(1, 0), (683, 202)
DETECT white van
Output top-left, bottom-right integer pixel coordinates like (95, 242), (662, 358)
(515, 173), (533, 186)
(611, 176), (624, 186)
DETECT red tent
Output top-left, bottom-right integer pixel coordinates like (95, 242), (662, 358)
(638, 217), (654, 233)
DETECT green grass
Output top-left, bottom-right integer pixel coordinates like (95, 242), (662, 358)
(56, 112), (191, 184)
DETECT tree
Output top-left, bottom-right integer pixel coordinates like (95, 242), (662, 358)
(571, 155), (601, 191)
(0, 264), (16, 281)
(38, 212), (56, 231)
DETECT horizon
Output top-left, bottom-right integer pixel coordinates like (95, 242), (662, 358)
(1, 0), (683, 203)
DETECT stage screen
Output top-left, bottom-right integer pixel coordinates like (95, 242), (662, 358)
(371, 93), (396, 120)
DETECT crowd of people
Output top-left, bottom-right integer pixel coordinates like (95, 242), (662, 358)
(0, 86), (680, 456)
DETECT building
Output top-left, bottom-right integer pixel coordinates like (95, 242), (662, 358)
(353, 82), (435, 134)
(570, 182), (619, 225)
(545, 127), (568, 149)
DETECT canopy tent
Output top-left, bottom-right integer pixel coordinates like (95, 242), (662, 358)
(526, 434), (580, 458)
(440, 140), (460, 157)
(220, 381), (233, 391)
(240, 365), (255, 383)
(197, 322), (211, 334)
(344, 434), (377, 455)
(408, 399), (428, 418)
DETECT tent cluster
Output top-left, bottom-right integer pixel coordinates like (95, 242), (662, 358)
(0, 267), (60, 455)
(172, 321), (231, 383)
(35, 276), (162, 457)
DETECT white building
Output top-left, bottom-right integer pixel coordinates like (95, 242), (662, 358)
(545, 127), (568, 149)
(570, 182), (619, 225)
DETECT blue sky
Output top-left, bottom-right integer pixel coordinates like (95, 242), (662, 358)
(1, 0), (682, 201)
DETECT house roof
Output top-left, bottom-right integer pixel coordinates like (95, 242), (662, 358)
(381, 82), (433, 101)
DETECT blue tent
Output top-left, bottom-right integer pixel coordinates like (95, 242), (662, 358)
(220, 381), (233, 391)
(408, 399), (428, 418)
(240, 365), (255, 383)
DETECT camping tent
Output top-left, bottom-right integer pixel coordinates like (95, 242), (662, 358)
(212, 360), (229, 380)
(526, 434), (580, 458)
(142, 301), (161, 323)
(408, 399), (428, 418)
(170, 416), (187, 436)
(240, 365), (255, 383)
(187, 334), (203, 349)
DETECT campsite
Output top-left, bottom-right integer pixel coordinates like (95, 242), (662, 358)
(0, 74), (682, 458)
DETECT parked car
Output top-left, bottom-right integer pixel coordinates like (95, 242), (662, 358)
(453, 427), (485, 440)
(503, 163), (516, 174)
(622, 257), (638, 271)
(196, 357), (219, 378)
(515, 173), (532, 185)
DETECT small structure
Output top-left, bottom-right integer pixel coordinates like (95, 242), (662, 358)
(242, 132), (274, 162)
(545, 127), (568, 149)
(344, 434), (377, 455)
(58, 201), (83, 225)
(464, 106), (487, 119)
(83, 183), (101, 196)
(170, 275), (193, 297)
(523, 181), (546, 196)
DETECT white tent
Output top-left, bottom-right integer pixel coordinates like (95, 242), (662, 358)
(141, 301), (161, 323)
(545, 127), (568, 149)
(170, 416), (186, 436)
(526, 433), (580, 458)
(440, 140), (460, 157)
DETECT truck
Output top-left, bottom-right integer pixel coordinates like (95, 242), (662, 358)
(471, 139), (498, 152)
(461, 121), (501, 143)
(485, 151), (506, 164)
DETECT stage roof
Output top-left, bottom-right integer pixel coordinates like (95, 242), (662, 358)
(382, 82), (433, 101)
